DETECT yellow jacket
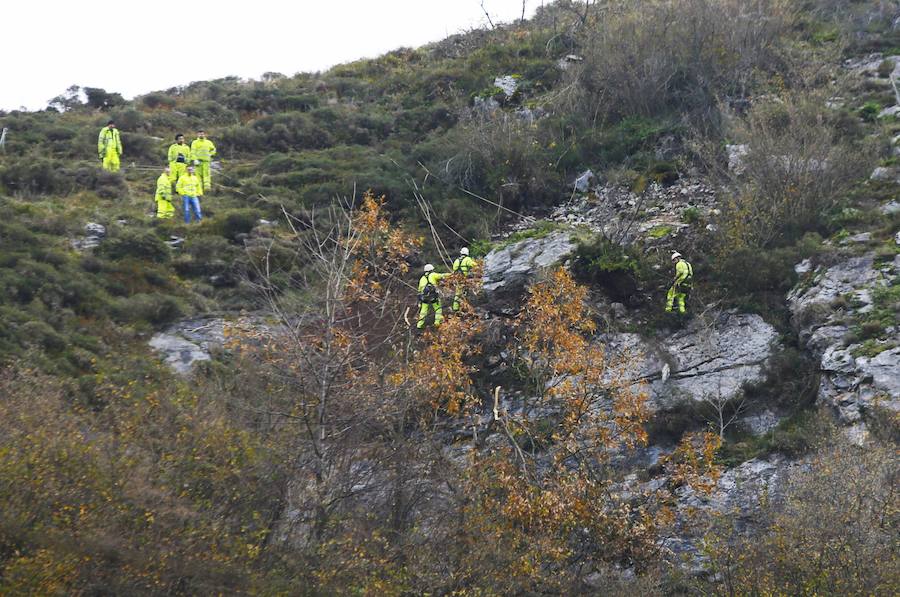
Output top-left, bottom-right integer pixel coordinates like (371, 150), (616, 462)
(176, 173), (203, 197)
(190, 138), (216, 162)
(452, 255), (476, 275)
(673, 260), (693, 287)
(155, 173), (172, 200)
(418, 272), (450, 295)
(168, 143), (191, 164)
(98, 127), (122, 158)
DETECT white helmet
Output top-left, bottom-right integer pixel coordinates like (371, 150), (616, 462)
(460, 247), (469, 256)
(424, 263), (435, 273)
(671, 251), (682, 261)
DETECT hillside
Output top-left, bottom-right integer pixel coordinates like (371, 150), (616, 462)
(0, 1), (899, 594)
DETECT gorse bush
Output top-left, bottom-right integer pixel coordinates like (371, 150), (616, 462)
(100, 229), (170, 263)
(719, 92), (874, 250)
(568, 0), (796, 121)
(572, 237), (648, 303)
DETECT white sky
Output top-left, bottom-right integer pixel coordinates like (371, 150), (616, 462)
(5, 0), (540, 111)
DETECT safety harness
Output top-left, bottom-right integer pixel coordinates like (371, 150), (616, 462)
(420, 274), (439, 303)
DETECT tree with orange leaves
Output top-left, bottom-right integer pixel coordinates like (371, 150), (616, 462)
(230, 202), (723, 593)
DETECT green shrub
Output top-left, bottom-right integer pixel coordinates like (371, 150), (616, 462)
(721, 93), (874, 250)
(84, 87), (125, 109)
(19, 320), (67, 352)
(45, 126), (76, 142)
(571, 236), (646, 302)
(743, 347), (819, 410)
(501, 220), (560, 245)
(111, 293), (184, 325)
(108, 108), (144, 130)
(175, 236), (235, 277)
(877, 59), (896, 78)
(141, 92), (177, 109)
(100, 230), (170, 263)
(645, 398), (710, 445)
(216, 209), (262, 241)
(682, 207), (701, 224)
(850, 281), (900, 345)
(646, 160), (679, 185)
(120, 133), (158, 163)
(858, 101), (882, 122)
(219, 125), (266, 153)
(600, 117), (675, 164)
(713, 233), (822, 316)
(718, 409), (833, 467)
(0, 158), (65, 195)
(278, 94), (319, 112)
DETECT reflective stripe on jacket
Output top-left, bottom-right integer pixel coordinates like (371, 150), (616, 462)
(176, 173), (203, 196)
(98, 127), (122, 157)
(190, 138), (216, 161)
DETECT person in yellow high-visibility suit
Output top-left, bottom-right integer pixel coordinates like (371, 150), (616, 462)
(97, 120), (122, 172)
(167, 134), (191, 186)
(176, 165), (204, 224)
(451, 247), (477, 311)
(417, 263), (452, 329)
(155, 167), (175, 219)
(190, 129), (217, 192)
(665, 251), (693, 315)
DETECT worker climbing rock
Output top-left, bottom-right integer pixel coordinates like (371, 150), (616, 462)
(97, 120), (122, 172)
(176, 164), (203, 224)
(155, 166), (175, 219)
(665, 251), (693, 315)
(417, 263), (451, 329)
(190, 129), (217, 192)
(451, 247), (477, 312)
(167, 134), (192, 186)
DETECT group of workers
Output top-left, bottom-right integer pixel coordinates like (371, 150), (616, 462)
(98, 122), (693, 323)
(416, 248), (692, 329)
(97, 121), (217, 223)
(417, 247), (477, 329)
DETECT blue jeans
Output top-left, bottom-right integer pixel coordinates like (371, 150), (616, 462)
(182, 195), (202, 223)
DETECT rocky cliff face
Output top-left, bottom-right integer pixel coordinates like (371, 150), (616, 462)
(604, 312), (779, 413)
(482, 231), (578, 312)
(788, 252), (900, 441)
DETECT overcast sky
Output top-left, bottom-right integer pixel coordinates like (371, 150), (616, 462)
(4, 0), (540, 111)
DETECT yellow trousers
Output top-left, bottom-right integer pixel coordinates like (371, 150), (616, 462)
(156, 196), (175, 218)
(196, 160), (212, 191)
(666, 285), (689, 313)
(170, 162), (187, 185)
(102, 146), (120, 172)
(417, 301), (443, 328)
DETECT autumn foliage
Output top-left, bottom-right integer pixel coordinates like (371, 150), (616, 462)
(0, 192), (737, 594)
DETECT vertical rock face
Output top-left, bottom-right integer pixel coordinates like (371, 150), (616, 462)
(603, 311), (779, 412)
(788, 253), (900, 436)
(481, 231), (577, 311)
